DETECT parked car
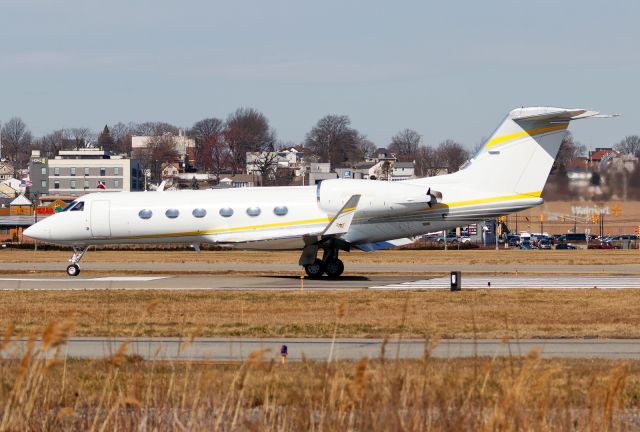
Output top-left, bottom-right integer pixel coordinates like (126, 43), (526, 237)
(507, 235), (520, 247)
(555, 243), (577, 250)
(436, 235), (460, 243)
(459, 236), (471, 243)
(519, 241), (535, 250)
(538, 239), (552, 249)
(588, 242), (620, 250)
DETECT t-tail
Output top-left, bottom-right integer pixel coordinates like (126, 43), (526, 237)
(450, 107), (616, 198)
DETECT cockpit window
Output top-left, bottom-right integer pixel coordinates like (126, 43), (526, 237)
(70, 201), (84, 211)
(62, 201), (84, 212)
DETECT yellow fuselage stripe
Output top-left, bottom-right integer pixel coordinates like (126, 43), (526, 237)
(484, 124), (568, 149)
(118, 192), (542, 240)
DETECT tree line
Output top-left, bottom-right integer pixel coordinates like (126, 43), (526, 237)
(2, 111), (640, 182)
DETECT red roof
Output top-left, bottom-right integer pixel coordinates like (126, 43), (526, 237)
(589, 148), (619, 162)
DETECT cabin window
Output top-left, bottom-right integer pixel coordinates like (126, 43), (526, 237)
(138, 209), (153, 219)
(165, 209), (180, 219)
(246, 207), (261, 217)
(192, 208), (207, 218)
(219, 207), (234, 218)
(274, 206), (288, 216)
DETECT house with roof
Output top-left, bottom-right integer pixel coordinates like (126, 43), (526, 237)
(217, 174), (257, 188)
(0, 162), (14, 180)
(391, 161), (415, 181)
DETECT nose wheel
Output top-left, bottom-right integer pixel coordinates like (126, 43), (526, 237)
(67, 246), (89, 277)
(66, 264), (80, 277)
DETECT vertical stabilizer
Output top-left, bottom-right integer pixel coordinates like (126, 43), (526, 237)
(457, 107), (606, 197)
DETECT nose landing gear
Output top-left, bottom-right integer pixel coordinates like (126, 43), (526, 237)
(67, 246), (89, 277)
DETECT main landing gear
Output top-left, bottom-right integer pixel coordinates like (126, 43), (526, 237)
(300, 239), (347, 279)
(67, 246), (89, 277)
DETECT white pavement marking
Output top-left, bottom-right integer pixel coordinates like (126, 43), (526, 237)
(371, 276), (640, 290)
(0, 276), (169, 282)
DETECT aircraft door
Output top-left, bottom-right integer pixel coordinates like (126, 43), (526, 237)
(90, 200), (111, 237)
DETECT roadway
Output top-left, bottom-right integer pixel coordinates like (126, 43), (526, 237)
(8, 337), (640, 361)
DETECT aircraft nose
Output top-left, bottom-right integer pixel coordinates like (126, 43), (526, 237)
(24, 220), (51, 241)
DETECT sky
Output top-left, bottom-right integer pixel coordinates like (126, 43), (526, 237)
(0, 0), (639, 151)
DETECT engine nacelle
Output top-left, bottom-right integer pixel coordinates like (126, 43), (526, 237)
(317, 179), (440, 218)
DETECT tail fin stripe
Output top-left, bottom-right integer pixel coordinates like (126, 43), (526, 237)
(485, 123), (568, 149)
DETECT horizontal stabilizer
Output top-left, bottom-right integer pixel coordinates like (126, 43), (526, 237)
(511, 107), (619, 123)
(322, 194), (360, 236)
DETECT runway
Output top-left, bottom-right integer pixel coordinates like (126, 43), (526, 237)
(9, 337), (640, 361)
(2, 273), (640, 290)
(2, 261), (640, 276)
(372, 276), (640, 289)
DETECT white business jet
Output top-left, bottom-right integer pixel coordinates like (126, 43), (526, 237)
(24, 107), (613, 277)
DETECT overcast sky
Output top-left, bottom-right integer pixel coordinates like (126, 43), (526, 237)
(1, 0), (638, 151)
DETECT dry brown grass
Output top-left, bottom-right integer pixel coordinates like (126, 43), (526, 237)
(0, 324), (639, 430)
(2, 248), (639, 266)
(3, 289), (640, 338)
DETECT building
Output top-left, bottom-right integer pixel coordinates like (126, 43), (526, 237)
(28, 149), (144, 197)
(246, 148), (305, 177)
(0, 162), (14, 180)
(391, 161), (416, 181)
(131, 130), (196, 170)
(217, 174), (257, 188)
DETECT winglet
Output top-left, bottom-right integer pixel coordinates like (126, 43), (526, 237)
(322, 195), (360, 236)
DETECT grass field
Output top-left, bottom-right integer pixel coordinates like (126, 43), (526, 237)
(2, 248), (639, 266)
(0, 325), (638, 430)
(3, 289), (640, 338)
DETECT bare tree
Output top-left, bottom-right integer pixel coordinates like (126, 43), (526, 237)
(33, 129), (66, 159)
(1, 117), (32, 170)
(305, 115), (361, 168)
(357, 138), (377, 160)
(414, 146), (446, 177)
(615, 135), (640, 157)
(553, 132), (586, 172)
(190, 117), (224, 171)
(224, 108), (275, 174)
(109, 122), (133, 155)
(389, 129), (421, 161)
(132, 122), (178, 136)
(68, 127), (93, 149)
(132, 135), (179, 184)
(250, 151), (280, 184)
(436, 139), (469, 173)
